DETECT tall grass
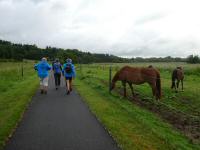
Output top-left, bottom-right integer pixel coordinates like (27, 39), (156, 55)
(0, 62), (38, 150)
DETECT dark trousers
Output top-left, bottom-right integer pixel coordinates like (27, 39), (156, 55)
(54, 73), (61, 86)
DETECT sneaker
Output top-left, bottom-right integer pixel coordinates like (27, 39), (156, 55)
(40, 90), (44, 94)
(67, 90), (70, 95)
(56, 87), (58, 90)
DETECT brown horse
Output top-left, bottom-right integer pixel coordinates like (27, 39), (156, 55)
(110, 66), (162, 100)
(171, 67), (184, 92)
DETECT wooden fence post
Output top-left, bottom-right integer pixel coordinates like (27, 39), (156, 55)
(109, 66), (112, 93)
(78, 57), (83, 76)
(21, 59), (24, 77)
(80, 63), (82, 75)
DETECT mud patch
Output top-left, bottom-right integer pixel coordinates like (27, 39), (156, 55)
(98, 78), (200, 143)
(117, 88), (200, 144)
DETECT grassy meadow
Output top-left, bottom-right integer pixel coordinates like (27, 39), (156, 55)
(0, 61), (200, 150)
(75, 62), (200, 150)
(0, 61), (38, 149)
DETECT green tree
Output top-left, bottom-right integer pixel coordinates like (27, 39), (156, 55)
(187, 55), (200, 64)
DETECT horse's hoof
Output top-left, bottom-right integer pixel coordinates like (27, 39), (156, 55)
(135, 93), (139, 96)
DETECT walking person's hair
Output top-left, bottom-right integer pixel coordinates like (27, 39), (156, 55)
(66, 58), (72, 63)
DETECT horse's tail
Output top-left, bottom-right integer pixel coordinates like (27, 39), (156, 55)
(171, 69), (177, 89)
(156, 71), (162, 99)
(171, 79), (175, 89)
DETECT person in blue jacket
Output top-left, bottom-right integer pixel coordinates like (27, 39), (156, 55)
(34, 57), (51, 94)
(52, 58), (62, 90)
(62, 58), (76, 95)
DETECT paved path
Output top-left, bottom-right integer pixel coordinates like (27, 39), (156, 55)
(5, 74), (120, 150)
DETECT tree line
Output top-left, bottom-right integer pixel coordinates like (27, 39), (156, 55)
(0, 40), (128, 63)
(0, 39), (199, 64)
(186, 55), (200, 64)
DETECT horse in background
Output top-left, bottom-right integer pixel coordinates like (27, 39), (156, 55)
(110, 66), (162, 100)
(171, 67), (184, 92)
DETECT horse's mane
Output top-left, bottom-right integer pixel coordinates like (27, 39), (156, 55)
(112, 66), (130, 82)
(148, 65), (153, 68)
(112, 65), (154, 82)
(112, 70), (120, 82)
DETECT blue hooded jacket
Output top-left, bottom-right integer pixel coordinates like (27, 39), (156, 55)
(34, 61), (51, 78)
(62, 63), (76, 78)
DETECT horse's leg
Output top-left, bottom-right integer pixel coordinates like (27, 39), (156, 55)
(122, 81), (127, 97)
(181, 79), (184, 91)
(176, 80), (180, 92)
(171, 80), (175, 89)
(149, 83), (157, 99)
(173, 80), (177, 92)
(128, 82), (134, 97)
(177, 80), (179, 88)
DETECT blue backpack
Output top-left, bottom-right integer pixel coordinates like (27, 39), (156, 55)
(65, 64), (72, 73)
(53, 63), (61, 73)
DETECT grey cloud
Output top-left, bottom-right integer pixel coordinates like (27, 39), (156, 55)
(108, 39), (200, 58)
(29, 0), (48, 3)
(135, 13), (166, 25)
(51, 2), (67, 11)
(0, 0), (199, 58)
(12, 0), (48, 3)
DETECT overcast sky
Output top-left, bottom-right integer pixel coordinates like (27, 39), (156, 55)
(0, 0), (200, 57)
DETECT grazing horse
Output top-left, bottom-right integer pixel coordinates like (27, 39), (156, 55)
(171, 67), (184, 92)
(110, 66), (162, 100)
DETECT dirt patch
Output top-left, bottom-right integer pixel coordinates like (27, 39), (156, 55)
(116, 88), (200, 144)
(97, 78), (200, 143)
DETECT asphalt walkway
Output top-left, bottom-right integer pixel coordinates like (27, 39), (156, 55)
(4, 73), (120, 150)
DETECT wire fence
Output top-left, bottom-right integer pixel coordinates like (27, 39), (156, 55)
(0, 61), (36, 80)
(47, 63), (200, 142)
(76, 63), (200, 116)
(76, 63), (200, 91)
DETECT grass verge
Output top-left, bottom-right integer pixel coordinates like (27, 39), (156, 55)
(75, 76), (200, 150)
(0, 62), (38, 150)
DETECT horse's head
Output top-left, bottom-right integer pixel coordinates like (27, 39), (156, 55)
(148, 65), (153, 68)
(110, 70), (120, 91)
(177, 66), (182, 70)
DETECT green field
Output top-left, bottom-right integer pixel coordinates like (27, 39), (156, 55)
(0, 61), (200, 150)
(75, 62), (200, 150)
(0, 62), (38, 149)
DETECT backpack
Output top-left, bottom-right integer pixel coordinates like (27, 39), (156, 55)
(54, 63), (59, 69)
(65, 64), (72, 73)
(53, 63), (61, 73)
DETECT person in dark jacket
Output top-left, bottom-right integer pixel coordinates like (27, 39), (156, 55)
(52, 58), (62, 90)
(62, 58), (76, 95)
